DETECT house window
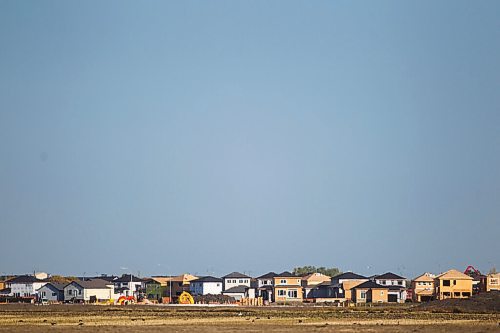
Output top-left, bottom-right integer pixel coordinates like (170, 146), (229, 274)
(68, 290), (72, 295)
(462, 292), (471, 297)
(278, 290), (286, 296)
(42, 292), (46, 297)
(79, 290), (82, 295)
(443, 280), (451, 286)
(280, 279), (286, 284)
(360, 291), (366, 299)
(380, 280), (385, 285)
(454, 292), (460, 297)
(287, 290), (298, 298)
(398, 281), (403, 285)
(453, 280), (456, 285)
(239, 280), (243, 283)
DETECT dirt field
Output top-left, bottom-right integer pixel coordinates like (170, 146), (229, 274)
(0, 304), (498, 333)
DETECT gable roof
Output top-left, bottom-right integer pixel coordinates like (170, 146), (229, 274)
(8, 275), (43, 284)
(257, 272), (277, 279)
(374, 272), (406, 280)
(222, 285), (248, 294)
(223, 272), (251, 279)
(71, 279), (113, 289)
(333, 272), (367, 280)
(41, 282), (67, 291)
(436, 269), (473, 280)
(275, 271), (297, 278)
(353, 281), (388, 289)
(413, 272), (435, 282)
(114, 274), (143, 283)
(193, 276), (222, 283)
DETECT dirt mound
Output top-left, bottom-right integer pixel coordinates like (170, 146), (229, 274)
(193, 294), (236, 304)
(416, 291), (500, 313)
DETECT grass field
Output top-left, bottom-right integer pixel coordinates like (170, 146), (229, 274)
(0, 304), (498, 332)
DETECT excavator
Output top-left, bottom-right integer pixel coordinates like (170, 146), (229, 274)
(464, 266), (486, 294)
(177, 291), (194, 304)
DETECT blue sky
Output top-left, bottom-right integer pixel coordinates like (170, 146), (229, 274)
(0, 0), (499, 279)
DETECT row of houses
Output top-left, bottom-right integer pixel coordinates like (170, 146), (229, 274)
(1, 269), (498, 305)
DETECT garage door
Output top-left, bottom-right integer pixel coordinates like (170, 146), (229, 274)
(388, 294), (398, 302)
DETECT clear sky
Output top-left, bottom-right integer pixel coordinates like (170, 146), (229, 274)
(1, 0), (499, 279)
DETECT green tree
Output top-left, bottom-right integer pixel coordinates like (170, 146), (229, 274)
(292, 266), (342, 277)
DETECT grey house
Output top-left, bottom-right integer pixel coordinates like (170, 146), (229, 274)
(37, 282), (66, 302)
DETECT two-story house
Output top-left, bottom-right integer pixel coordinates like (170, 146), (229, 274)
(222, 272), (251, 291)
(411, 272), (436, 302)
(329, 272), (369, 300)
(273, 272), (303, 303)
(190, 276), (223, 296)
(372, 272), (407, 303)
(435, 269), (473, 299)
(114, 274), (144, 297)
(8, 275), (47, 298)
(302, 272), (331, 300)
(256, 272), (276, 303)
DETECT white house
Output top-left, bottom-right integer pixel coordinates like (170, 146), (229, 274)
(113, 274), (143, 297)
(64, 279), (114, 302)
(8, 275), (47, 297)
(372, 272), (407, 303)
(190, 276), (223, 295)
(37, 282), (66, 302)
(222, 272), (251, 291)
(256, 272), (276, 302)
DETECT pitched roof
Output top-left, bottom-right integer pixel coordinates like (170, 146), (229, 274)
(193, 276), (222, 283)
(436, 269), (473, 280)
(413, 272), (436, 282)
(222, 285), (248, 294)
(375, 272), (406, 280)
(42, 282), (67, 291)
(8, 275), (43, 284)
(353, 281), (388, 289)
(114, 274), (143, 283)
(333, 272), (367, 280)
(257, 272), (277, 279)
(223, 272), (251, 279)
(71, 279), (113, 289)
(275, 271), (297, 278)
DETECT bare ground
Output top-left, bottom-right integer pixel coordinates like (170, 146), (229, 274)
(0, 304), (498, 333)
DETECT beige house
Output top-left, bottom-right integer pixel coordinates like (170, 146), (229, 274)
(412, 272), (436, 302)
(351, 281), (389, 304)
(302, 272), (331, 300)
(331, 272), (369, 300)
(435, 269), (473, 300)
(274, 272), (303, 303)
(302, 272), (331, 286)
(486, 273), (499, 292)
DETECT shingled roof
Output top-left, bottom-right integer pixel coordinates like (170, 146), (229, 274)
(71, 279), (113, 289)
(193, 276), (222, 283)
(8, 275), (43, 284)
(374, 272), (406, 280)
(353, 281), (387, 289)
(333, 272), (367, 280)
(257, 272), (277, 279)
(222, 272), (251, 279)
